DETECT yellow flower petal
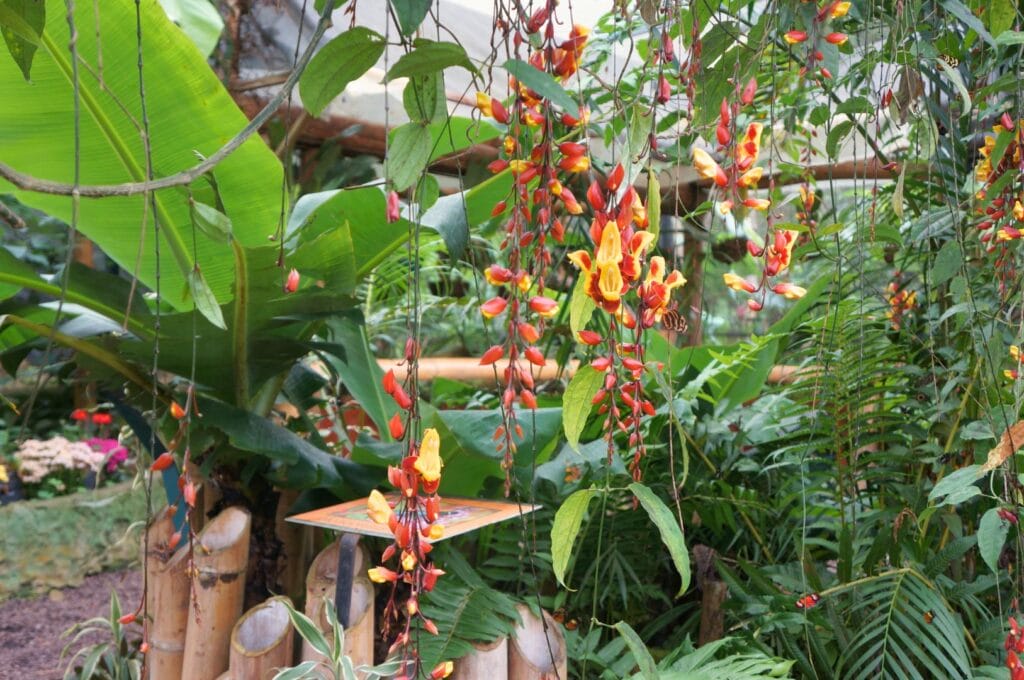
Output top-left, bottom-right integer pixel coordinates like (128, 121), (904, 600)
(367, 489), (393, 525)
(414, 428), (443, 483)
(596, 222), (623, 268)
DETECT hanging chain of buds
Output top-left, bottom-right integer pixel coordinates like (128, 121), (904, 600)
(1007, 617), (1024, 679)
(782, 0), (850, 82)
(365, 425), (452, 680)
(476, 2), (590, 493)
(972, 114), (1022, 297)
(567, 161), (684, 478)
(691, 80), (807, 310)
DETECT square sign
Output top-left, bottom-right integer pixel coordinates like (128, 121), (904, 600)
(287, 493), (540, 542)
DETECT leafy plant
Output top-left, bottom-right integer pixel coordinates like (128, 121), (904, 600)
(60, 590), (142, 680)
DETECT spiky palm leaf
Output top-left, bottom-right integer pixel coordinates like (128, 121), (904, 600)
(836, 569), (971, 680)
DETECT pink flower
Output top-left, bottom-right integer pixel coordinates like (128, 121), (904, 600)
(387, 190), (401, 223)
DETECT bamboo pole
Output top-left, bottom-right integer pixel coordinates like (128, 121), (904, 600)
(452, 637), (508, 680)
(508, 605), (567, 680)
(227, 596), (295, 680)
(378, 357), (804, 386)
(144, 510), (190, 680)
(181, 506), (252, 680)
(302, 537), (374, 667)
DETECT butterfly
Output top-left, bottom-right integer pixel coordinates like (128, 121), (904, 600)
(939, 54), (960, 68)
(795, 593), (821, 609)
(660, 308), (689, 333)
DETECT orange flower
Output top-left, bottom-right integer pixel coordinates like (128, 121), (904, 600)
(529, 296), (559, 317)
(480, 297), (508, 319)
(825, 32), (848, 45)
(784, 30), (808, 44)
(723, 272), (756, 293)
(475, 91), (493, 118)
(772, 282), (807, 299)
(693, 148), (728, 187)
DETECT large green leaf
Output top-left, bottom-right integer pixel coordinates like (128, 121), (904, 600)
(0, 0), (283, 309)
(629, 482), (691, 597)
(385, 39), (476, 81)
(299, 26), (385, 117)
(562, 365), (603, 451)
(0, 248), (152, 337)
(198, 396), (375, 497)
(551, 488), (599, 588)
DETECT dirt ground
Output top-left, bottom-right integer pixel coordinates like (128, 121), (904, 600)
(0, 569), (142, 680)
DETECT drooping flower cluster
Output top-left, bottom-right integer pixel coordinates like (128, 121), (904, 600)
(366, 428), (451, 679)
(475, 3), (590, 492)
(782, 1), (850, 81)
(566, 163), (684, 478)
(1007, 618), (1024, 679)
(1004, 345), (1021, 381)
(692, 84), (767, 216)
(972, 114), (1023, 295)
(885, 272), (917, 331)
(697, 81), (806, 309)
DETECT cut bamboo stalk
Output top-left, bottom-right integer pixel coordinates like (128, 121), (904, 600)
(302, 537), (374, 667)
(508, 605), (567, 680)
(144, 509), (190, 680)
(275, 488), (314, 605)
(181, 506), (252, 680)
(452, 637), (509, 680)
(227, 595), (295, 680)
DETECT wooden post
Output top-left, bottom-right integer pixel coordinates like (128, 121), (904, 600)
(302, 537), (374, 667)
(227, 595), (295, 680)
(452, 637), (508, 680)
(181, 506), (252, 680)
(508, 604), (567, 680)
(276, 488), (314, 606)
(145, 510), (190, 680)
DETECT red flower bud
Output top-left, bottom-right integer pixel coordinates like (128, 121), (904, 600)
(656, 75), (671, 104)
(716, 124), (731, 146)
(607, 164), (625, 192)
(622, 357), (644, 372)
(183, 481), (196, 508)
(285, 268), (300, 293)
(1002, 112), (1015, 130)
(820, 67), (833, 79)
(524, 346), (546, 366)
(587, 180), (606, 211)
(151, 452), (175, 472)
(118, 613), (136, 625)
(518, 322), (540, 343)
(167, 530), (182, 551)
(825, 32), (848, 45)
(577, 330), (602, 345)
(520, 389), (537, 409)
(392, 386), (413, 411)
(719, 98), (731, 126)
(741, 77), (757, 105)
(423, 618), (439, 636)
(480, 344), (505, 365)
(487, 159), (509, 173)
(389, 412), (405, 439)
(591, 356), (612, 371)
(382, 369), (397, 395)
(784, 30), (808, 44)
(491, 98), (509, 124)
(387, 190), (401, 223)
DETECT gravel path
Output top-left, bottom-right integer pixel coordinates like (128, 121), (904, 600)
(0, 569), (143, 680)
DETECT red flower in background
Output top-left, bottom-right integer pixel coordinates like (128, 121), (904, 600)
(91, 412), (113, 425)
(70, 409), (88, 421)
